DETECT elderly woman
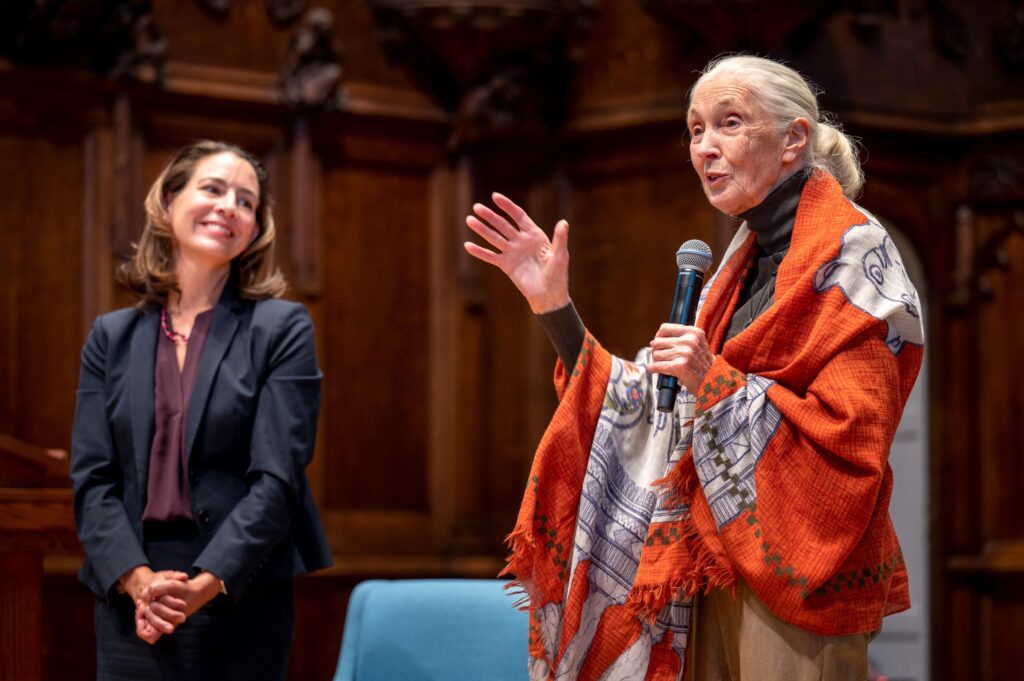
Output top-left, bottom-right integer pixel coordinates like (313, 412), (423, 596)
(71, 140), (332, 680)
(465, 56), (924, 680)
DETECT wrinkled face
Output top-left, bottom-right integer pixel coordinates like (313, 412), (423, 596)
(167, 151), (260, 271)
(687, 75), (788, 216)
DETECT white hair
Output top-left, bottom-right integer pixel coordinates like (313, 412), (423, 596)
(690, 55), (864, 199)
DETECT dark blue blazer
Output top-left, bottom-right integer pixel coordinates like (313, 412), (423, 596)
(70, 285), (333, 601)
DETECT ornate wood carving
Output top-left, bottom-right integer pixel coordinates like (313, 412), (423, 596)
(847, 0), (898, 44)
(947, 154), (1024, 309)
(265, 0), (307, 26)
(108, 11), (167, 84)
(195, 0), (232, 18)
(279, 7), (346, 110)
(929, 0), (971, 62)
(0, 0), (165, 81)
(195, 0), (307, 26)
(642, 0), (841, 53)
(995, 0), (1024, 71)
(975, 209), (1024, 300)
(970, 154), (1024, 203)
(367, 0), (594, 147)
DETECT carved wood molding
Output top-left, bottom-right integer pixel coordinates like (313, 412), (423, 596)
(948, 539), (1024, 576)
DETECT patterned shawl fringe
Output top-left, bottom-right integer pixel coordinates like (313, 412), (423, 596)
(501, 526), (536, 611)
(627, 451), (737, 621)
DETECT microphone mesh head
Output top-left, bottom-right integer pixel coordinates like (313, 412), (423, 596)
(676, 239), (713, 273)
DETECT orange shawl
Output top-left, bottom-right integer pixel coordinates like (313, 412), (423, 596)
(504, 172), (925, 680)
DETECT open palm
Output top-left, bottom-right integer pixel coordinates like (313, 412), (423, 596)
(464, 192), (570, 314)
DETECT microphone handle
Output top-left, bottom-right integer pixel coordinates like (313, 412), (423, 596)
(656, 268), (705, 413)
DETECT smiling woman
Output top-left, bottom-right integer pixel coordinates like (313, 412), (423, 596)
(70, 140), (333, 681)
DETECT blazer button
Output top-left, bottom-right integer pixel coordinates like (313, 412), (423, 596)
(197, 509), (211, 525)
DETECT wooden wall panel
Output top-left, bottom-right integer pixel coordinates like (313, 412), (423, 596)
(568, 0), (701, 117)
(320, 165), (431, 514)
(0, 133), (85, 450)
(977, 216), (1024, 539)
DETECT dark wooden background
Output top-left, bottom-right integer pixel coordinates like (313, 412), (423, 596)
(0, 1), (1022, 679)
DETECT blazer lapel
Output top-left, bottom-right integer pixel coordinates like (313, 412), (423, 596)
(185, 286), (242, 462)
(129, 309), (158, 487)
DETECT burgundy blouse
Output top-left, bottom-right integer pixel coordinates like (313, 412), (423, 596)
(141, 309), (214, 523)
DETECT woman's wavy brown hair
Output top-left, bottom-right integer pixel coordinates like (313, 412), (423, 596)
(118, 140), (287, 308)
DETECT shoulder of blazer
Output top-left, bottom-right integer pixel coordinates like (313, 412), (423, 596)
(90, 306), (149, 342)
(249, 298), (313, 334)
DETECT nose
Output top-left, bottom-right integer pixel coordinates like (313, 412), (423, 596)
(215, 191), (237, 218)
(694, 130), (720, 160)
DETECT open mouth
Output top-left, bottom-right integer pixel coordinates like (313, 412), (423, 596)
(704, 171), (726, 186)
(200, 221), (234, 238)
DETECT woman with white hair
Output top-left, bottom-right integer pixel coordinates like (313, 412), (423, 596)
(465, 55), (924, 680)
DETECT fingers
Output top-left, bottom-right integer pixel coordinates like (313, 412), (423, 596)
(154, 594), (188, 612)
(654, 323), (702, 339)
(147, 599), (187, 627)
(491, 192), (533, 228)
(135, 611), (161, 644)
(550, 220), (569, 256)
(472, 202), (519, 240)
(463, 240), (502, 267)
(154, 570), (189, 582)
(146, 579), (189, 600)
(142, 601), (180, 635)
(465, 214), (511, 251)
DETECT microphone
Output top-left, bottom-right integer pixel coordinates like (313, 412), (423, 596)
(656, 239), (713, 413)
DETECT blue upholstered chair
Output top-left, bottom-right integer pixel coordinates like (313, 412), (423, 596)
(333, 579), (530, 681)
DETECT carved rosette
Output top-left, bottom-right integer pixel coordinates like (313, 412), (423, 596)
(367, 0), (594, 149)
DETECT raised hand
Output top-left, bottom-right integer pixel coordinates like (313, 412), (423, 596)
(464, 192), (571, 314)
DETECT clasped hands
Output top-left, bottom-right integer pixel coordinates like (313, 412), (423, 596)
(119, 566), (223, 644)
(465, 193), (714, 394)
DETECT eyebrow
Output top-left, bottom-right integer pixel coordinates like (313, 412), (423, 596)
(199, 176), (259, 200)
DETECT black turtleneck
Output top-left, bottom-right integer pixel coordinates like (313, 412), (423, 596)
(534, 169), (809, 372)
(724, 170), (808, 341)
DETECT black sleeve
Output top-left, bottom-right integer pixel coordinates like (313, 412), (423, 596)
(536, 302), (585, 373)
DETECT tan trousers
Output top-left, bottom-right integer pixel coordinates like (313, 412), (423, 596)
(683, 581), (871, 681)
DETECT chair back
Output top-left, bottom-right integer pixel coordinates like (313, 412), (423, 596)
(333, 578), (529, 681)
